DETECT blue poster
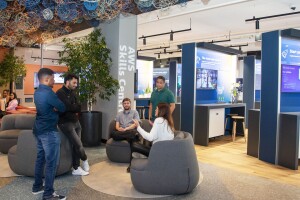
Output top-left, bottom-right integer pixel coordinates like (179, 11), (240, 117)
(196, 48), (237, 103)
(281, 37), (300, 66)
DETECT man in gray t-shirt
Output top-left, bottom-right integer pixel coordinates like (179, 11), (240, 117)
(111, 98), (140, 141)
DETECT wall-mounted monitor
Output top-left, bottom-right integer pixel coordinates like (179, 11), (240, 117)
(281, 64), (300, 92)
(34, 72), (65, 89)
(196, 68), (218, 89)
(54, 73), (65, 84)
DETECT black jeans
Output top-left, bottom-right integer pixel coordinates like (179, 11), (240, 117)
(132, 142), (151, 157)
(58, 121), (87, 170)
(110, 129), (138, 142)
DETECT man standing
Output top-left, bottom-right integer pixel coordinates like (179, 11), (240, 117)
(32, 68), (66, 200)
(149, 76), (175, 124)
(56, 73), (89, 176)
(111, 98), (140, 172)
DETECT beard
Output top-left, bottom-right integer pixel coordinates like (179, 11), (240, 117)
(124, 107), (131, 110)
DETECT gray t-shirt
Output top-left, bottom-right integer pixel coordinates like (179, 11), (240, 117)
(115, 110), (140, 129)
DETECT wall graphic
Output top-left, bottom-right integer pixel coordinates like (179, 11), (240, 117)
(136, 60), (153, 97)
(280, 37), (300, 112)
(196, 48), (237, 103)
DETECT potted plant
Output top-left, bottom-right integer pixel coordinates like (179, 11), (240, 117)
(59, 29), (119, 146)
(0, 49), (26, 92)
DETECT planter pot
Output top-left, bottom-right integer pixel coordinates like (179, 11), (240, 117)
(79, 111), (102, 147)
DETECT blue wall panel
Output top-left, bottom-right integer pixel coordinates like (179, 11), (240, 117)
(280, 93), (300, 112)
(259, 31), (280, 164)
(169, 61), (177, 97)
(181, 43), (196, 134)
(243, 56), (255, 127)
(196, 89), (217, 104)
(255, 90), (261, 101)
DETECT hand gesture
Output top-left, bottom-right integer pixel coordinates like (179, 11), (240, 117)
(148, 119), (153, 126)
(133, 119), (140, 127)
(118, 127), (126, 132)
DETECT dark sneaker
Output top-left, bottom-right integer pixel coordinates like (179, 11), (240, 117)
(126, 166), (130, 173)
(32, 186), (44, 195)
(43, 192), (66, 200)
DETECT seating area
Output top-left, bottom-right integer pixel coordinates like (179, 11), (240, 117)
(5, 106), (37, 115)
(106, 119), (152, 163)
(130, 131), (199, 195)
(8, 130), (72, 177)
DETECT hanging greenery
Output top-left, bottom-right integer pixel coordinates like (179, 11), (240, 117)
(0, 49), (26, 87)
(59, 29), (119, 111)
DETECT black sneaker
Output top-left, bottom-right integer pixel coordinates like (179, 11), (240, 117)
(43, 192), (66, 200)
(32, 186), (44, 195)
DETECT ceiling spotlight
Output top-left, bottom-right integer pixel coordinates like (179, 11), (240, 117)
(143, 37), (146, 45)
(239, 46), (242, 51)
(34, 58), (37, 62)
(164, 48), (167, 53)
(158, 54), (160, 59)
(160, 59), (162, 64)
(170, 31), (173, 41)
(255, 20), (260, 30)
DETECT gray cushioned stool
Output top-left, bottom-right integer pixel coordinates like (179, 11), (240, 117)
(0, 114), (36, 154)
(106, 138), (131, 163)
(8, 130), (72, 176)
(106, 120), (131, 163)
(130, 131), (199, 195)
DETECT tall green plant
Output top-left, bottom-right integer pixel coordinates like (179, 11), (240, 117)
(0, 49), (26, 88)
(59, 29), (119, 110)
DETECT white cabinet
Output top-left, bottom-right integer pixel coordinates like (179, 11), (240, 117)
(208, 108), (225, 138)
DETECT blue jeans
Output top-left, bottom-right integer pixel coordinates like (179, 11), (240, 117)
(32, 131), (61, 199)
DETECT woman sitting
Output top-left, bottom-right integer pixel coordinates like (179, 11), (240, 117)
(6, 92), (19, 111)
(129, 103), (174, 172)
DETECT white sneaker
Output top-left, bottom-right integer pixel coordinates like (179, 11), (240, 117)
(82, 159), (90, 172)
(72, 167), (89, 176)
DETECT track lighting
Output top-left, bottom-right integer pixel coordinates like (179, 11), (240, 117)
(170, 31), (173, 41)
(138, 18), (192, 43)
(255, 20), (259, 30)
(246, 11), (300, 30)
(158, 54), (160, 59)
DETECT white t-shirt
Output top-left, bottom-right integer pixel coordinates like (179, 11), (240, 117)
(137, 117), (174, 144)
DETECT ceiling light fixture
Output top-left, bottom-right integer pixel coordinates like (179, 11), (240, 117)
(255, 20), (259, 30)
(137, 45), (170, 52)
(158, 54), (160, 59)
(245, 11), (300, 30)
(138, 18), (192, 43)
(170, 31), (173, 41)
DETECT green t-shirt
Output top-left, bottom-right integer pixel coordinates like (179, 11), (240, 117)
(150, 87), (175, 120)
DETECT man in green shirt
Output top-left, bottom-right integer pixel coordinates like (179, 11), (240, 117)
(149, 76), (175, 124)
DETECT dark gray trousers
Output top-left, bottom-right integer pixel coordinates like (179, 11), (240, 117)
(58, 121), (87, 170)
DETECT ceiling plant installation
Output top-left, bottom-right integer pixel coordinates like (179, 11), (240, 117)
(0, 0), (188, 48)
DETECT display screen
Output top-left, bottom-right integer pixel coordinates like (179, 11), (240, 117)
(34, 72), (64, 88)
(54, 73), (64, 84)
(281, 64), (300, 92)
(196, 68), (218, 89)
